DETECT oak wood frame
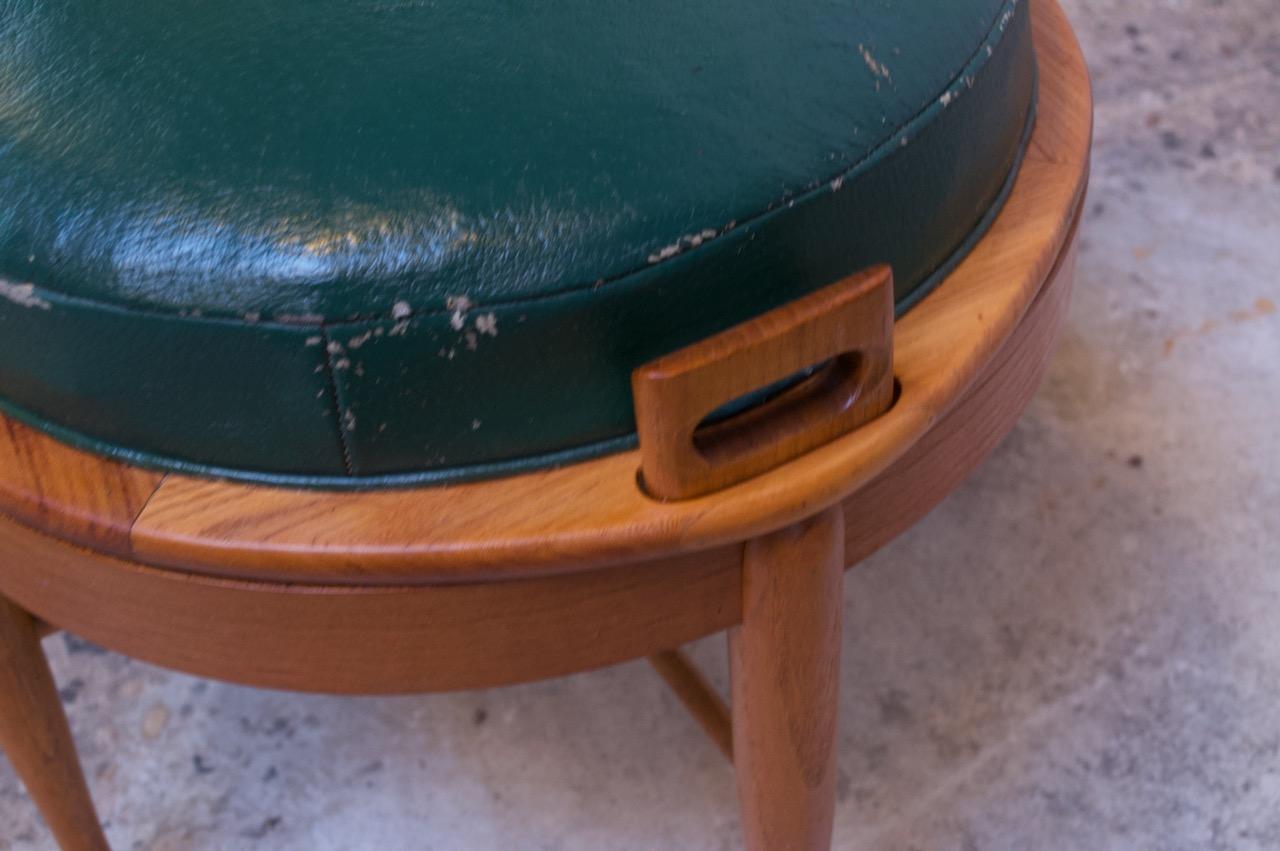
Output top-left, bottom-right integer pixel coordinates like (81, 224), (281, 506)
(0, 2), (1089, 848)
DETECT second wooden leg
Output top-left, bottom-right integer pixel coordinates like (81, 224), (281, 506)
(0, 595), (109, 851)
(730, 506), (843, 851)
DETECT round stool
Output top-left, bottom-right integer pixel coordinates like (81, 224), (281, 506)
(0, 1), (1090, 848)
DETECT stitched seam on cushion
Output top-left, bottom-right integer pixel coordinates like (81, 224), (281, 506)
(317, 327), (355, 476)
(6, 0), (1024, 327)
(0, 65), (1040, 490)
(0, 91), (1038, 490)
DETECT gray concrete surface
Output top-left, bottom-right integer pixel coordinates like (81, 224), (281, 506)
(3, 0), (1279, 848)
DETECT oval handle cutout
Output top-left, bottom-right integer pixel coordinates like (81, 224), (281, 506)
(632, 265), (895, 500)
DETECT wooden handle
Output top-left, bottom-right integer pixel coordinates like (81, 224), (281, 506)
(632, 265), (895, 500)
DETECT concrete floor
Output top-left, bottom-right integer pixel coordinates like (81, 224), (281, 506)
(3, 1), (1279, 848)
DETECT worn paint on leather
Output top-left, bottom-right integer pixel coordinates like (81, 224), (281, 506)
(0, 0), (1035, 486)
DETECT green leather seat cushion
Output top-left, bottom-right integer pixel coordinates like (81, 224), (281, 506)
(0, 0), (1035, 486)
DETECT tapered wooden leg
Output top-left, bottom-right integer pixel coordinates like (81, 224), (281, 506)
(730, 506), (843, 851)
(0, 595), (110, 851)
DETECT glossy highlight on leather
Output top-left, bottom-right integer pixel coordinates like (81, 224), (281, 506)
(0, 0), (1036, 487)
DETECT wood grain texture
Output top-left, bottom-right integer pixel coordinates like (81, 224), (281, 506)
(0, 513), (740, 694)
(843, 206), (1081, 566)
(108, 0), (1092, 585)
(0, 226), (1077, 695)
(0, 595), (109, 851)
(0, 418), (162, 555)
(648, 649), (734, 761)
(0, 0), (1089, 585)
(731, 506), (843, 851)
(633, 266), (893, 500)
(0, 7), (1092, 850)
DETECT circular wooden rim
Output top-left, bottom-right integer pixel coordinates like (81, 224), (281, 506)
(0, 228), (1079, 694)
(0, 0), (1090, 584)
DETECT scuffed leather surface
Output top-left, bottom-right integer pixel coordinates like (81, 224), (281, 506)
(0, 0), (1035, 485)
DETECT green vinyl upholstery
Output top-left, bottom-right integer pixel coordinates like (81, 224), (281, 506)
(0, 0), (1035, 487)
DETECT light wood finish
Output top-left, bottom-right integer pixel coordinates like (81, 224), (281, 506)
(0, 418), (162, 556)
(0, 227), (1076, 695)
(0, 0), (1090, 590)
(106, 0), (1090, 585)
(648, 649), (734, 760)
(731, 506), (843, 851)
(0, 0), (1090, 585)
(633, 266), (894, 500)
(0, 4), (1090, 849)
(0, 595), (109, 851)
(0, 515), (739, 694)
(843, 216), (1080, 566)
